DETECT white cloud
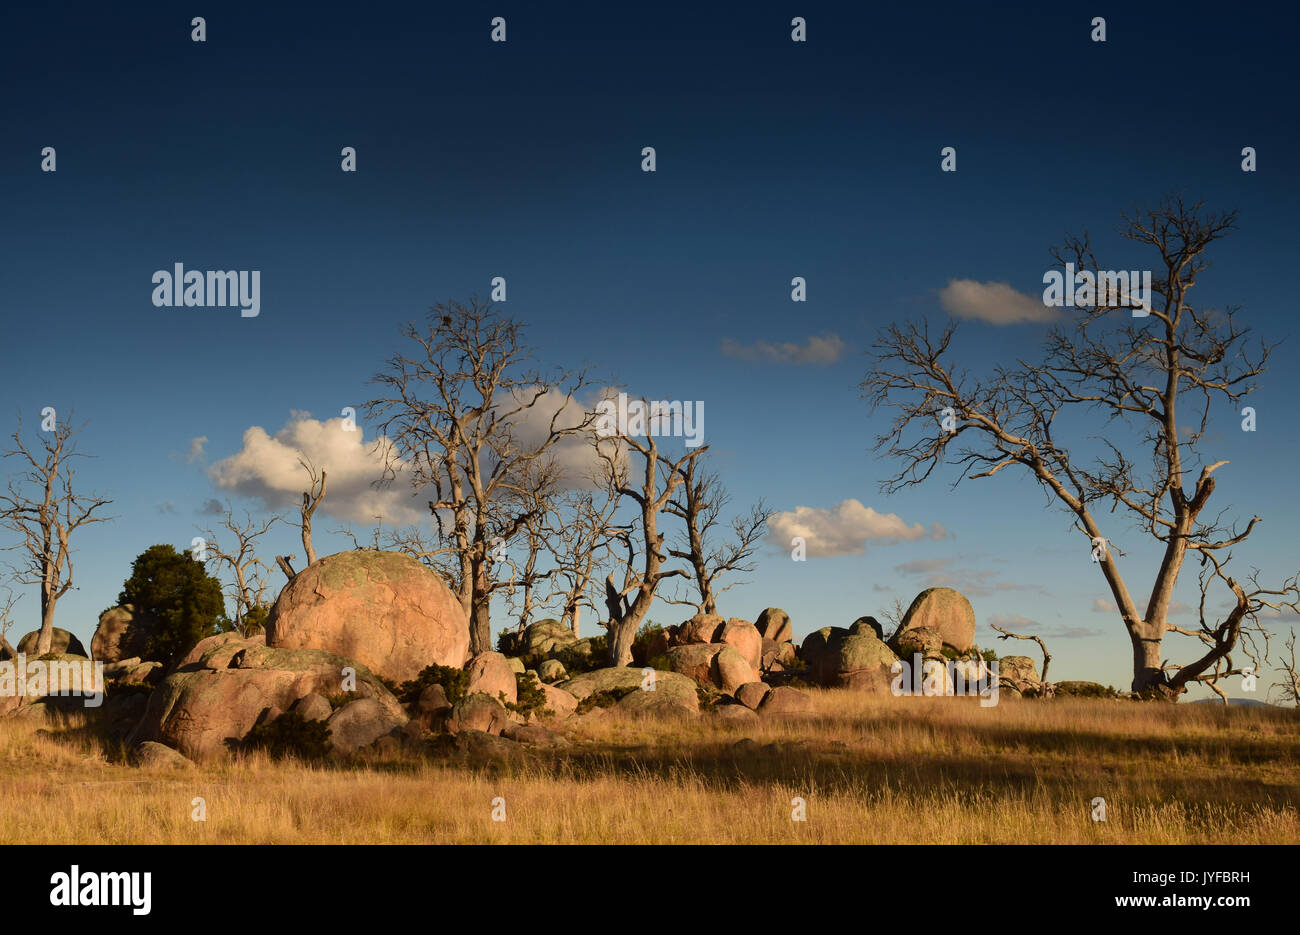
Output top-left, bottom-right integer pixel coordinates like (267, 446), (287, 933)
(767, 499), (946, 557)
(1093, 598), (1118, 613)
(721, 333), (846, 365)
(186, 436), (208, 463)
(208, 413), (425, 526)
(501, 387), (621, 488)
(938, 279), (1058, 325)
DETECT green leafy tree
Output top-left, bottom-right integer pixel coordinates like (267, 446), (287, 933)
(118, 544), (227, 664)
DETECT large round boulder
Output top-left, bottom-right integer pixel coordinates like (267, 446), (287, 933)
(894, 587), (976, 654)
(16, 627), (87, 658)
(676, 614), (724, 645)
(264, 550), (470, 683)
(835, 633), (899, 692)
(755, 608), (793, 643)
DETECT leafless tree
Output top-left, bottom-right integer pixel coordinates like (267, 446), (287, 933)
(500, 460), (563, 632)
(664, 454), (770, 615)
(298, 456), (327, 567)
(366, 299), (598, 654)
(990, 621), (1053, 684)
(202, 503), (280, 635)
(541, 480), (621, 637)
(1269, 628), (1299, 708)
(600, 425), (706, 666)
(863, 196), (1300, 699)
(0, 415), (113, 654)
(0, 585), (21, 660)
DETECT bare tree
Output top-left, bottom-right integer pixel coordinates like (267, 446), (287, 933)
(1269, 628), (1299, 708)
(0, 416), (113, 654)
(879, 597), (909, 642)
(862, 196), (1300, 699)
(542, 481), (621, 637)
(664, 454), (770, 615)
(367, 299), (598, 654)
(600, 426), (706, 666)
(203, 503), (280, 635)
(298, 456), (327, 567)
(990, 621), (1053, 684)
(0, 585), (21, 660)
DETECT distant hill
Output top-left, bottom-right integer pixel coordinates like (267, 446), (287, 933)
(1188, 698), (1278, 708)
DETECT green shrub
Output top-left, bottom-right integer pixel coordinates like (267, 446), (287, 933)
(393, 664), (469, 706)
(503, 672), (549, 720)
(236, 711), (332, 761)
(631, 622), (665, 666)
(575, 685), (636, 715)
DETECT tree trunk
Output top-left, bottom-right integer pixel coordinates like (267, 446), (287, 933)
(468, 556), (492, 655)
(36, 599), (56, 655)
(609, 616), (637, 667)
(1129, 623), (1177, 698)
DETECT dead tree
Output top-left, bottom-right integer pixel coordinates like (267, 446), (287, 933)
(0, 415), (113, 654)
(990, 621), (1053, 684)
(1270, 629), (1299, 707)
(298, 456), (327, 567)
(203, 503), (279, 635)
(366, 299), (597, 655)
(542, 479), (621, 638)
(0, 586), (20, 660)
(863, 195), (1300, 699)
(664, 454), (770, 615)
(600, 425), (706, 666)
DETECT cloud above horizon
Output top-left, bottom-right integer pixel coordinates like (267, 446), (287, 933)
(721, 333), (846, 365)
(767, 499), (946, 557)
(208, 413), (426, 526)
(938, 279), (1058, 325)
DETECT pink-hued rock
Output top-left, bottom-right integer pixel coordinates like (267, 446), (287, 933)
(719, 618), (762, 671)
(466, 652), (517, 705)
(895, 587), (976, 654)
(265, 550), (470, 683)
(755, 608), (793, 643)
(676, 614), (724, 645)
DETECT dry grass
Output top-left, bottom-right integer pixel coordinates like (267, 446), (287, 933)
(2, 691), (1296, 844)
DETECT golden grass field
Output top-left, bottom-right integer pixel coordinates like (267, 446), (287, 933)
(2, 691), (1296, 844)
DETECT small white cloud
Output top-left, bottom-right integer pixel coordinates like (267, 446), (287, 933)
(938, 279), (1058, 325)
(186, 436), (208, 464)
(721, 333), (846, 365)
(767, 499), (945, 557)
(1092, 598), (1118, 613)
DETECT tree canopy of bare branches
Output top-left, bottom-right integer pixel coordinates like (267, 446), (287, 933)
(862, 195), (1300, 699)
(0, 414), (113, 655)
(664, 454), (770, 615)
(366, 299), (598, 654)
(600, 423), (706, 666)
(202, 502), (280, 636)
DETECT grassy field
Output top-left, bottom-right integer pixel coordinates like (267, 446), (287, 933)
(2, 691), (1296, 844)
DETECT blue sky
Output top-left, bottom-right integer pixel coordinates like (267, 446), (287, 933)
(2, 2), (1297, 698)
